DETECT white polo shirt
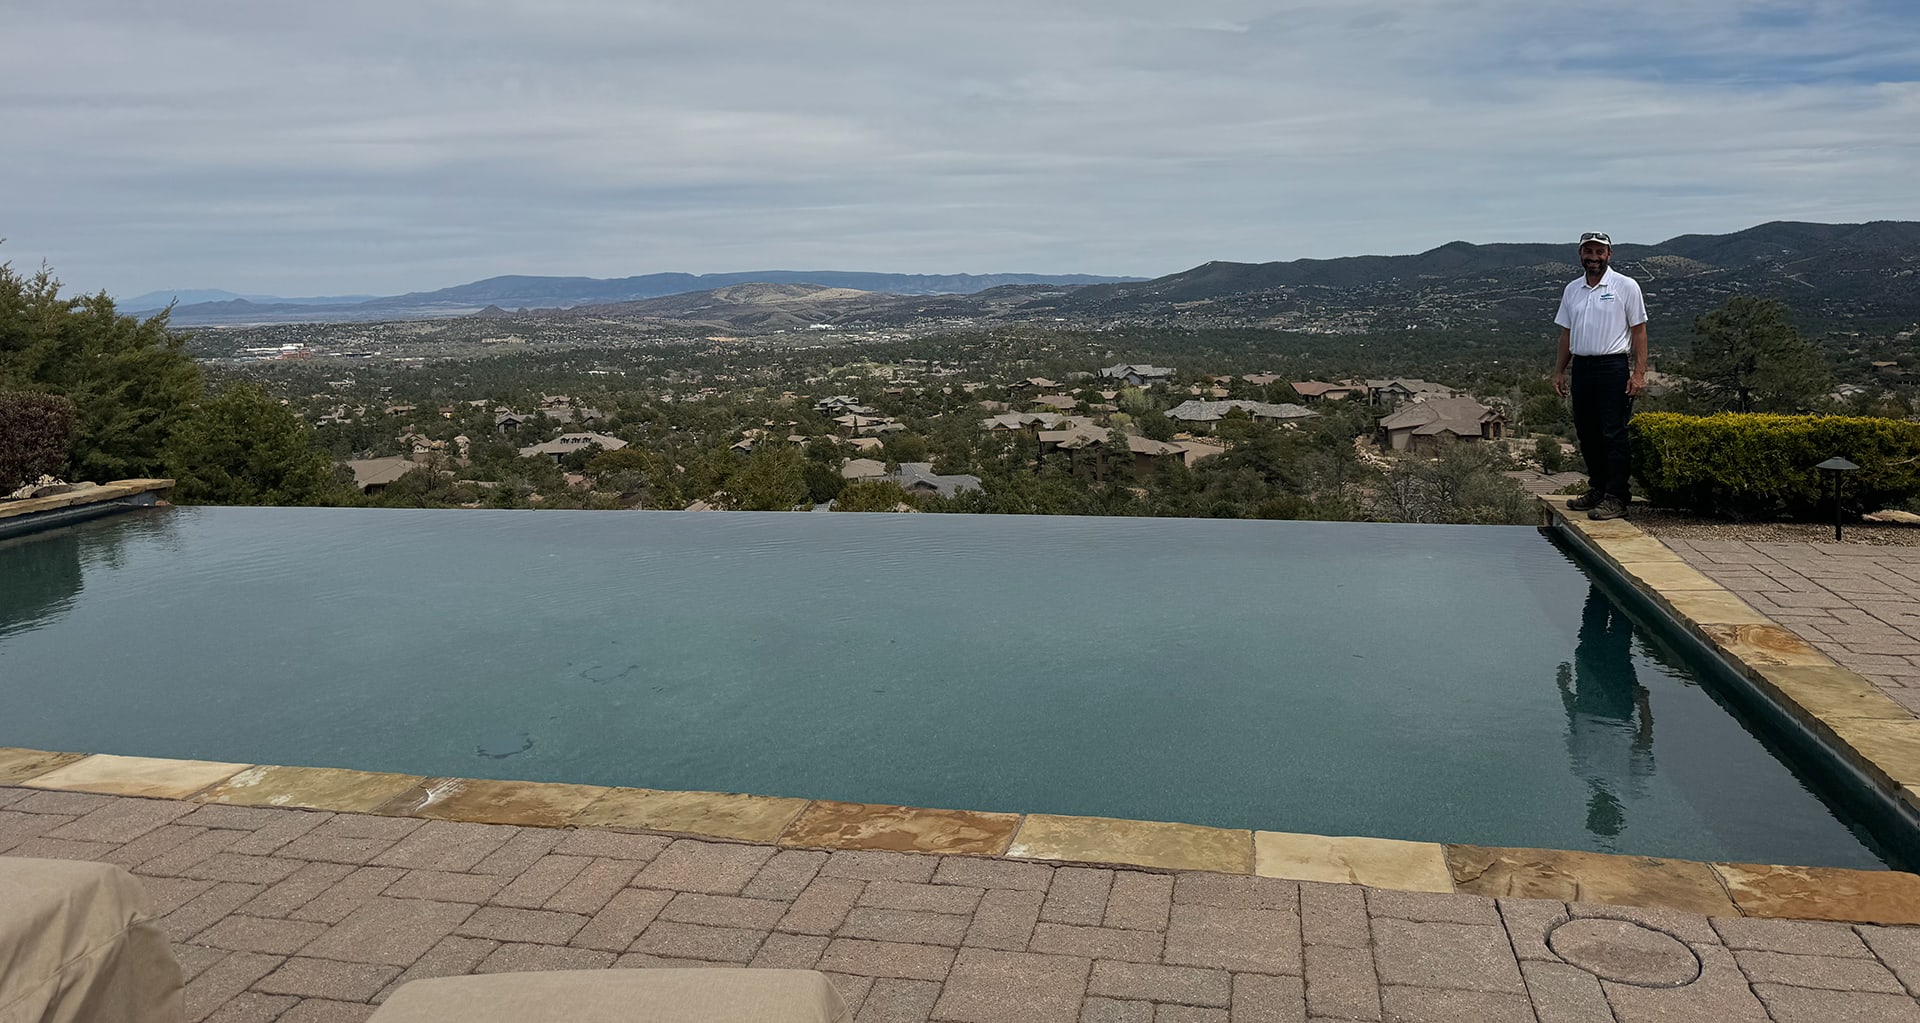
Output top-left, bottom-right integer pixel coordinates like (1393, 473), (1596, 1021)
(1555, 268), (1647, 356)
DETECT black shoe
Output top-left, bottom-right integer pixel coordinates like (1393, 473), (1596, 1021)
(1587, 497), (1628, 521)
(1565, 491), (1601, 512)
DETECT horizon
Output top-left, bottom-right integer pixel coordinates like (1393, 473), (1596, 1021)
(6, 1), (1919, 298)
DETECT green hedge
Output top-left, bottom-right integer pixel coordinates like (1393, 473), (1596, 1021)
(1630, 412), (1920, 519)
(0, 391), (77, 493)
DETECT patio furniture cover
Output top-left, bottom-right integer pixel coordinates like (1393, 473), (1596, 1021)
(0, 857), (184, 1023)
(369, 969), (851, 1023)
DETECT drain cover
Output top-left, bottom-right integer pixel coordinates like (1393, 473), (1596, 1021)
(1547, 918), (1701, 987)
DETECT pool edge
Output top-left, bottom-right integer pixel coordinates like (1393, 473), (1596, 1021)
(9, 742), (1920, 924)
(0, 479), (174, 538)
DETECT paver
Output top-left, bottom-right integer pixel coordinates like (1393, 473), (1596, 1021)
(630, 920), (769, 962)
(18, 784), (1920, 1021)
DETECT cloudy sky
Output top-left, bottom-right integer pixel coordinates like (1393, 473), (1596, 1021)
(4, 1), (1917, 299)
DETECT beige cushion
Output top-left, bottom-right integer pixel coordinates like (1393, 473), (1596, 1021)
(0, 857), (184, 1023)
(369, 969), (851, 1023)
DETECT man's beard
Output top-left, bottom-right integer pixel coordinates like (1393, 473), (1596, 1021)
(1583, 257), (1609, 276)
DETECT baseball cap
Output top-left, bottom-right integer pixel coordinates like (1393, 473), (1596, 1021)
(1579, 231), (1612, 246)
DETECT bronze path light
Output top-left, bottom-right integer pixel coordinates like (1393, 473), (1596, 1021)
(1814, 456), (1859, 542)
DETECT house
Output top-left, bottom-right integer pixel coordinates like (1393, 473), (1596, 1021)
(1034, 424), (1182, 480)
(1290, 380), (1368, 402)
(980, 412), (1074, 433)
(837, 459), (979, 497)
(517, 432), (629, 462)
(1377, 397), (1507, 452)
(1242, 373), (1285, 387)
(1098, 364), (1174, 386)
(1033, 394), (1079, 411)
(1175, 439), (1226, 467)
(1366, 378), (1457, 410)
(342, 456), (419, 494)
(891, 463), (981, 498)
(844, 436), (884, 453)
(1164, 400), (1319, 425)
(1009, 377), (1061, 392)
(832, 413), (901, 437)
(495, 411), (529, 434)
(814, 395), (877, 416)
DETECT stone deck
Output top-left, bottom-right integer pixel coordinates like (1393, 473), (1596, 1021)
(10, 787), (1920, 1023)
(1663, 538), (1920, 711)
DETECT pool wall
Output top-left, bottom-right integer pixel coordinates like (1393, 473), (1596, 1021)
(0, 479), (174, 540)
(1539, 496), (1920, 870)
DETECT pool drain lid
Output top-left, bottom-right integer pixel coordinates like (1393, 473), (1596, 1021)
(1546, 918), (1701, 987)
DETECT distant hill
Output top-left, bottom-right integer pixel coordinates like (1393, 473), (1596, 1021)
(151, 271), (1143, 325)
(1009, 220), (1920, 334)
(120, 289), (376, 312)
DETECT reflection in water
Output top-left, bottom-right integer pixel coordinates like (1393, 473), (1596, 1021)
(0, 531), (84, 639)
(1558, 584), (1655, 846)
(0, 511), (181, 639)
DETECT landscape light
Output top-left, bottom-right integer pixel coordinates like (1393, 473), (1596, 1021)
(1814, 456), (1859, 542)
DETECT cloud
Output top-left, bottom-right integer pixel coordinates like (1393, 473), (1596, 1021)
(2, 0), (1916, 295)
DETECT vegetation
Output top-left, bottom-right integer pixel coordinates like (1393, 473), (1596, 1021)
(0, 261), (201, 480)
(1682, 296), (1833, 413)
(1631, 412), (1920, 519)
(0, 391), (76, 492)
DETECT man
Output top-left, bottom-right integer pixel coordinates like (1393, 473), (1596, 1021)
(1552, 231), (1648, 521)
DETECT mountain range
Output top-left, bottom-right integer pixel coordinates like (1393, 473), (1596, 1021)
(132, 271), (1141, 325)
(138, 221), (1920, 334)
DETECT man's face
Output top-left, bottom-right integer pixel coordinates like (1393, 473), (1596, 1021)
(1579, 242), (1611, 276)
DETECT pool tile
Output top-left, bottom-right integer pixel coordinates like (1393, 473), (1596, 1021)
(1659, 589), (1771, 626)
(1008, 814), (1251, 874)
(574, 787), (809, 843)
(1713, 863), (1920, 924)
(1757, 665), (1914, 725)
(780, 800), (1019, 856)
(1446, 844), (1738, 917)
(1824, 718), (1920, 791)
(0, 747), (87, 784)
(1253, 831), (1452, 892)
(378, 777), (608, 828)
(1700, 623), (1836, 669)
(23, 753), (250, 799)
(197, 764), (429, 813)
(1620, 560), (1724, 592)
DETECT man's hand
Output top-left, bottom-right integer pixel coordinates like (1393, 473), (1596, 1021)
(1627, 369), (1646, 397)
(1552, 371), (1568, 397)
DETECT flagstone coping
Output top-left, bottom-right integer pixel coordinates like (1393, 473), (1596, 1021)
(0, 478), (174, 520)
(1542, 495), (1920, 890)
(6, 742), (1919, 924)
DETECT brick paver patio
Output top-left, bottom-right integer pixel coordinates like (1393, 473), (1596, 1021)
(8, 788), (1920, 1022)
(1664, 539), (1920, 712)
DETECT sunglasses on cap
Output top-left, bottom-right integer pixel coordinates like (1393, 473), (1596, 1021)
(1579, 232), (1612, 246)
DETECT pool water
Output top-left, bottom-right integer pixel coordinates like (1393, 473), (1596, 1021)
(0, 506), (1892, 867)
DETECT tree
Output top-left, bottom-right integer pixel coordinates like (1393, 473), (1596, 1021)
(162, 382), (345, 505)
(834, 479), (913, 511)
(729, 444), (808, 510)
(1685, 296), (1833, 412)
(0, 259), (202, 479)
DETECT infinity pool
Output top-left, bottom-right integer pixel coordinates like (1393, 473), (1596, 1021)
(0, 507), (1892, 867)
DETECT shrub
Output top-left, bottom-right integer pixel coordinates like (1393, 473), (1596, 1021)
(0, 391), (76, 492)
(1631, 412), (1920, 519)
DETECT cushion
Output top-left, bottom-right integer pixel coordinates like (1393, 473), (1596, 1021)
(0, 857), (184, 1023)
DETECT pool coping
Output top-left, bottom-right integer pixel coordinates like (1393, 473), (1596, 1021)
(9, 498), (1920, 925)
(0, 478), (174, 538)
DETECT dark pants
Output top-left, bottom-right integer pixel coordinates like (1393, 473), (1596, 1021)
(1570, 354), (1634, 501)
